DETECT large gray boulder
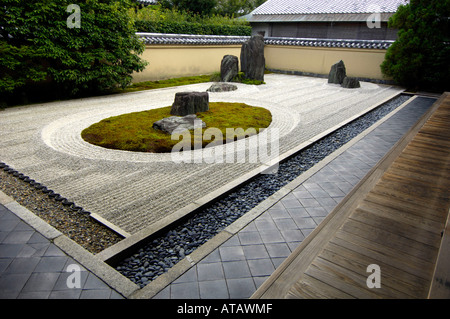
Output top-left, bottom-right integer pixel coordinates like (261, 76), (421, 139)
(153, 114), (206, 134)
(220, 55), (239, 82)
(240, 35), (265, 82)
(342, 77), (361, 89)
(170, 92), (209, 116)
(328, 60), (347, 84)
(207, 82), (238, 92)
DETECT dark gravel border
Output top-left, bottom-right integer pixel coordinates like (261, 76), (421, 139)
(115, 94), (412, 288)
(0, 167), (123, 254)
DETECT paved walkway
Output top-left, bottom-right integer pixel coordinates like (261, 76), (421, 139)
(0, 202), (123, 299)
(0, 92), (436, 299)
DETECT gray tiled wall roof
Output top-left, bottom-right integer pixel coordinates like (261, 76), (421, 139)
(137, 33), (393, 49)
(136, 0), (158, 4)
(137, 33), (250, 45)
(264, 37), (394, 49)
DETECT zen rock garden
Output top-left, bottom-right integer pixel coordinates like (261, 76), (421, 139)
(328, 60), (361, 89)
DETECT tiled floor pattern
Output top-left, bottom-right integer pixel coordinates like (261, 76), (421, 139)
(0, 205), (123, 299)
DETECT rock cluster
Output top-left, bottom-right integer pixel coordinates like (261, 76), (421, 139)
(152, 91), (209, 134)
(328, 60), (361, 89)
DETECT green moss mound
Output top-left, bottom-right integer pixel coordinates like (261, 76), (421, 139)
(81, 102), (272, 153)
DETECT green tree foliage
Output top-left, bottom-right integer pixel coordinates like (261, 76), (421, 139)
(159, 0), (266, 17)
(214, 0), (266, 17)
(0, 0), (148, 104)
(159, 0), (217, 16)
(130, 5), (251, 35)
(381, 0), (450, 91)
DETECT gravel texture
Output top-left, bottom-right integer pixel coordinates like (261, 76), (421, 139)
(0, 75), (402, 236)
(115, 94), (411, 288)
(0, 166), (123, 254)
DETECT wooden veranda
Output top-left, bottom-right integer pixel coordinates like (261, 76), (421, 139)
(252, 92), (450, 299)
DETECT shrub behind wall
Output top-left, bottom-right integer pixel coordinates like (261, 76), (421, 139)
(134, 20), (251, 36)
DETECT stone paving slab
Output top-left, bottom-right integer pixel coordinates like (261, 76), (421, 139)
(0, 74), (403, 236)
(0, 199), (126, 299)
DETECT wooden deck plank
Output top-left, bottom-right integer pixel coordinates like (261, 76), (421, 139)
(304, 257), (382, 299)
(388, 163), (450, 185)
(413, 134), (450, 148)
(380, 173), (450, 199)
(252, 92), (450, 299)
(356, 200), (445, 234)
(286, 274), (355, 299)
(364, 192), (444, 223)
(321, 242), (429, 298)
(370, 183), (448, 211)
(352, 203), (444, 248)
(402, 144), (449, 160)
(408, 140), (450, 155)
(382, 169), (450, 189)
(318, 245), (417, 298)
(332, 231), (435, 281)
(398, 152), (449, 167)
(347, 209), (440, 258)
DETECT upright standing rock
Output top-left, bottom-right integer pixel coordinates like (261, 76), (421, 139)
(170, 92), (209, 116)
(220, 55), (239, 82)
(240, 35), (265, 82)
(328, 60), (347, 84)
